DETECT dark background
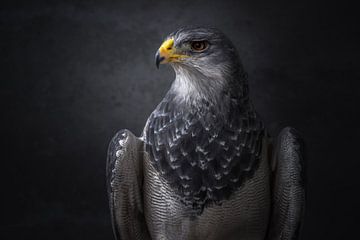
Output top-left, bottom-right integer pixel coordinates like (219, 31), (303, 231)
(1, 0), (359, 239)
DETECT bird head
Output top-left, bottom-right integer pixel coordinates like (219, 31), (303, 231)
(155, 27), (246, 105)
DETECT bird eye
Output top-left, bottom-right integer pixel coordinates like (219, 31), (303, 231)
(190, 41), (208, 52)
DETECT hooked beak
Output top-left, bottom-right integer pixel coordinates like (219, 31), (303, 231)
(155, 38), (188, 69)
(155, 51), (164, 69)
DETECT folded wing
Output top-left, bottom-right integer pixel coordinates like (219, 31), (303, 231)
(266, 127), (306, 240)
(106, 129), (151, 240)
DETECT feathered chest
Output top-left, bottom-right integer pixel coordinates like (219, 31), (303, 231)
(145, 94), (264, 209)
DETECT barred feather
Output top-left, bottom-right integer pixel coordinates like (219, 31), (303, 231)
(144, 88), (264, 209)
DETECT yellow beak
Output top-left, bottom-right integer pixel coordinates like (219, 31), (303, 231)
(155, 38), (188, 68)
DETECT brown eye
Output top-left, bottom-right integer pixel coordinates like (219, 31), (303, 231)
(190, 41), (208, 52)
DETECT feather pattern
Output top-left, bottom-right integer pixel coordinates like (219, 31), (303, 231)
(144, 85), (264, 209)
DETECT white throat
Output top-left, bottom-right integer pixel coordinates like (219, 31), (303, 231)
(170, 64), (228, 107)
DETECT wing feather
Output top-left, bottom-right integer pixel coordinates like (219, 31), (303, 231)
(106, 129), (150, 240)
(266, 127), (306, 240)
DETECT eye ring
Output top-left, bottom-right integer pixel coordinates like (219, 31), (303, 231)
(190, 41), (209, 52)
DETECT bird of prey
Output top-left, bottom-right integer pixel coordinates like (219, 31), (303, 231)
(107, 27), (305, 240)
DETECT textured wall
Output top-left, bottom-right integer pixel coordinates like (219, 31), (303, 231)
(1, 0), (359, 239)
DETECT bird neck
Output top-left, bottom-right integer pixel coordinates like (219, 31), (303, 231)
(169, 64), (248, 114)
(171, 65), (226, 107)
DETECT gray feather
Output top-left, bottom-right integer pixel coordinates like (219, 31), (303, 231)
(266, 127), (306, 240)
(106, 129), (151, 240)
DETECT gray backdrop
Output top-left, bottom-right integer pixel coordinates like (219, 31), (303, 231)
(1, 0), (359, 239)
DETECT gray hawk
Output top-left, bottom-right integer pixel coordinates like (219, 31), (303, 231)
(106, 27), (305, 240)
